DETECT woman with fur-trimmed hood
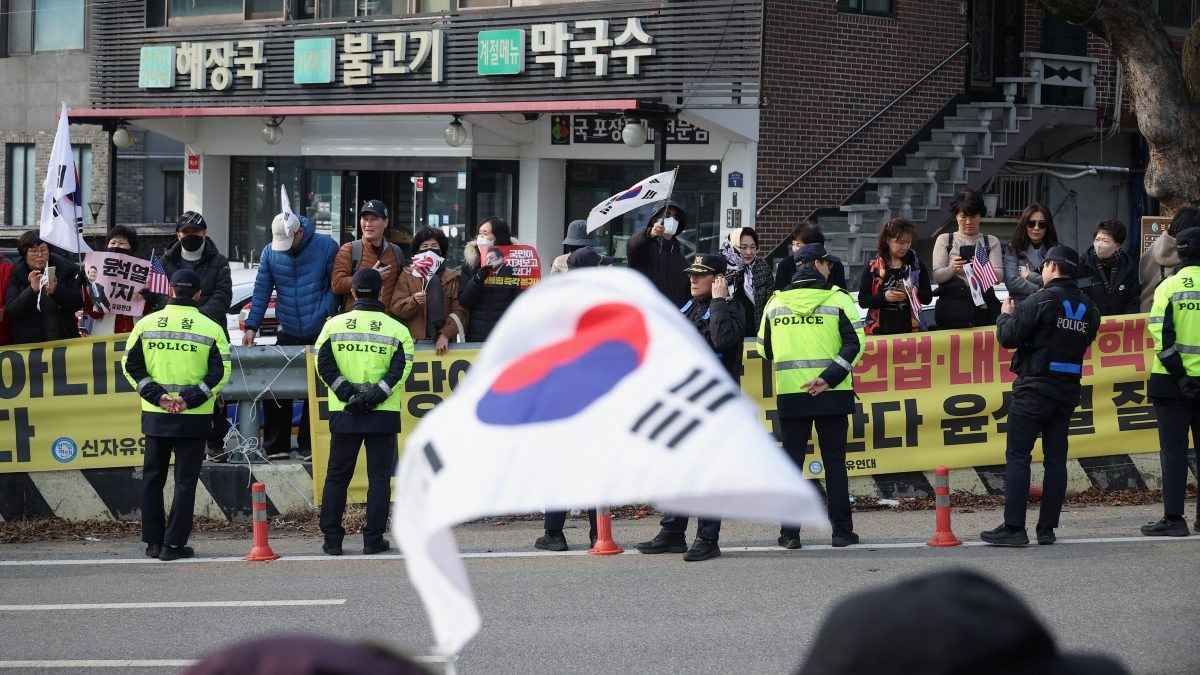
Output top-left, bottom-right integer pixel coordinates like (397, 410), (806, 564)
(458, 216), (521, 342)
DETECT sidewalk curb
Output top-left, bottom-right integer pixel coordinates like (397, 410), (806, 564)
(0, 453), (1191, 523)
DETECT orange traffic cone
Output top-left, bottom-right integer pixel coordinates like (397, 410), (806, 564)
(927, 466), (962, 547)
(245, 482), (281, 561)
(1028, 483), (1044, 499)
(588, 506), (623, 555)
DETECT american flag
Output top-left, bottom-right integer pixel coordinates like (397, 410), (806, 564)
(147, 251), (170, 295)
(971, 239), (998, 289)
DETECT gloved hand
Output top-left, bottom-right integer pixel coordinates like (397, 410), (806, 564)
(475, 266), (490, 283)
(139, 288), (157, 300)
(333, 381), (357, 403)
(1178, 377), (1200, 400)
(360, 384), (389, 409)
(344, 394), (370, 415)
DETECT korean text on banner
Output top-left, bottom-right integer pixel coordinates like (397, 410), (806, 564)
(391, 268), (825, 656)
(82, 252), (153, 316)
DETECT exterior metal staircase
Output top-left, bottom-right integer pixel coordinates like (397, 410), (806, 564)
(810, 52), (1101, 289)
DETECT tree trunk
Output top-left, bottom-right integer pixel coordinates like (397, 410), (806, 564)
(1039, 0), (1200, 211)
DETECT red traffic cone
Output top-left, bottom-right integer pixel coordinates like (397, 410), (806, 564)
(1028, 483), (1044, 499)
(927, 466), (962, 547)
(588, 506), (623, 555)
(245, 482), (281, 561)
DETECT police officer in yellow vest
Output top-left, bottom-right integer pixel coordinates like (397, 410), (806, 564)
(1145, 227), (1200, 537)
(759, 243), (865, 548)
(122, 269), (231, 561)
(315, 268), (414, 555)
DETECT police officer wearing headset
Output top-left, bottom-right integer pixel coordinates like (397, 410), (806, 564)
(980, 245), (1099, 547)
(759, 243), (864, 548)
(315, 268), (414, 555)
(122, 269), (231, 561)
(1144, 227), (1200, 537)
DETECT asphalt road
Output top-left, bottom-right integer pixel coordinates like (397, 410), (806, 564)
(1, 502), (1198, 674)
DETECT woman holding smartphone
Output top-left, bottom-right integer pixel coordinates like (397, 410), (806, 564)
(930, 191), (1004, 328)
(3, 230), (83, 344)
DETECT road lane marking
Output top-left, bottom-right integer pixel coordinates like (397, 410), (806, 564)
(1, 535), (1196, 567)
(0, 660), (196, 668)
(0, 599), (346, 611)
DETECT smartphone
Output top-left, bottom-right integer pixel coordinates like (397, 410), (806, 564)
(959, 246), (975, 262)
(44, 266), (55, 283)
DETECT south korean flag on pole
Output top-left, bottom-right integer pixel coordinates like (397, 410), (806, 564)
(39, 102), (91, 253)
(586, 168), (678, 233)
(393, 267), (826, 657)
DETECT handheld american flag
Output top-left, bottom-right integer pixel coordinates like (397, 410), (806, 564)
(971, 239), (998, 289)
(147, 251), (170, 295)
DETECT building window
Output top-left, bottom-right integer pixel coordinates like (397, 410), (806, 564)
(72, 144), (92, 220)
(1156, 0), (1199, 29)
(7, 144), (37, 228)
(836, 0), (896, 18)
(163, 171), (183, 223)
(7, 0), (85, 54)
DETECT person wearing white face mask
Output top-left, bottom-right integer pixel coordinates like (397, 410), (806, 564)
(458, 216), (520, 342)
(627, 200), (690, 307)
(1078, 219), (1140, 316)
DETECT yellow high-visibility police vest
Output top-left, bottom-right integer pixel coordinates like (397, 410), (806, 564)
(759, 286), (865, 395)
(123, 304), (231, 415)
(1150, 265), (1200, 378)
(315, 308), (415, 413)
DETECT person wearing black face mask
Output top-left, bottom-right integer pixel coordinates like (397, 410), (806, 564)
(156, 211), (233, 460)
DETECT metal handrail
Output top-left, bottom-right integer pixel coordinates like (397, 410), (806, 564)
(757, 42), (971, 216)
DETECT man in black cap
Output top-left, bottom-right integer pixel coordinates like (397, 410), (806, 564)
(981, 245), (1099, 546)
(122, 269), (231, 561)
(798, 569), (1128, 674)
(635, 252), (744, 561)
(157, 211), (233, 460)
(314, 268), (414, 555)
(331, 200), (407, 315)
(760, 242), (864, 548)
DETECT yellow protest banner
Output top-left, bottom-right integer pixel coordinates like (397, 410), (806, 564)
(3, 316), (1161, 497)
(743, 315), (1158, 478)
(0, 334), (145, 472)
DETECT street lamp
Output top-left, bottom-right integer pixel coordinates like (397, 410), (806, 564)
(262, 116), (285, 145)
(621, 118), (647, 148)
(87, 201), (104, 226)
(444, 115), (467, 147)
(112, 124), (133, 149)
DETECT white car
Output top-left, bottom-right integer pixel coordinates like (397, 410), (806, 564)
(227, 267), (278, 345)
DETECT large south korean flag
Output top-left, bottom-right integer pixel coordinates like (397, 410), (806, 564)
(393, 267), (826, 656)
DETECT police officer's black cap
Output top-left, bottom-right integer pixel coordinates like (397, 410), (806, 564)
(1039, 245), (1080, 275)
(170, 269), (202, 294)
(794, 242), (830, 264)
(684, 253), (727, 276)
(352, 268), (383, 298)
(1175, 227), (1200, 259)
(360, 200), (389, 219)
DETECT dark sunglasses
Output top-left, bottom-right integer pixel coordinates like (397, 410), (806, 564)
(1027, 220), (1048, 230)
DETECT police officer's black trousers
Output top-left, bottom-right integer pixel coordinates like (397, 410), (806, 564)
(545, 508), (598, 538)
(1003, 392), (1072, 528)
(262, 334), (312, 454)
(780, 415), (852, 536)
(320, 432), (396, 546)
(1151, 396), (1200, 518)
(659, 514), (721, 542)
(141, 435), (205, 547)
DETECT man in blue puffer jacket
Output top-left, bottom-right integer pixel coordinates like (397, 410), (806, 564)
(243, 212), (339, 460)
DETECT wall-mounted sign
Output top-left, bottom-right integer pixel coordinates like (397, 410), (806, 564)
(138, 46), (175, 88)
(294, 38), (336, 84)
(557, 114), (709, 145)
(176, 40), (265, 90)
(478, 29), (524, 75)
(728, 171), (743, 188)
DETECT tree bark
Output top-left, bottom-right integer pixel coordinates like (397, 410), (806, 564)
(1039, 0), (1200, 211)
